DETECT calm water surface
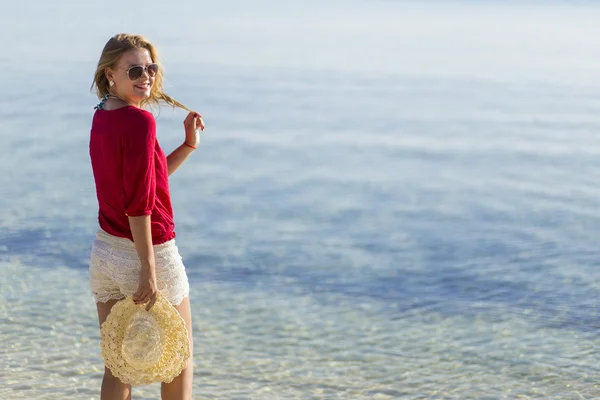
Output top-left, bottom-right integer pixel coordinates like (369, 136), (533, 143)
(2, 1), (600, 399)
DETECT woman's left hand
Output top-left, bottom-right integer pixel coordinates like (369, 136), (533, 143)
(184, 111), (204, 147)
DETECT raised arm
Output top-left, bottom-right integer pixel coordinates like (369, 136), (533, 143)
(167, 111), (204, 176)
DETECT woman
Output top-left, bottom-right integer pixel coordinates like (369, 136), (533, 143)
(88, 33), (203, 400)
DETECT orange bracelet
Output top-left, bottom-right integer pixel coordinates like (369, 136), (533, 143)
(183, 141), (197, 150)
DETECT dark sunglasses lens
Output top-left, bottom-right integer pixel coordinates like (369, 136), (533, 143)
(147, 64), (158, 77)
(128, 66), (144, 80)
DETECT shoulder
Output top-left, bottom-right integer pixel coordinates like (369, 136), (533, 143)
(124, 107), (156, 126)
(121, 107), (156, 137)
(120, 108), (156, 146)
(95, 106), (155, 125)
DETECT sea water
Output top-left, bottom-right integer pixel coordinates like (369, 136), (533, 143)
(2, 1), (600, 398)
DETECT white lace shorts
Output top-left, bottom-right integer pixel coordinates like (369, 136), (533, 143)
(89, 229), (190, 305)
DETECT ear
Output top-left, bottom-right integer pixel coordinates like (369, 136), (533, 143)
(105, 68), (115, 82)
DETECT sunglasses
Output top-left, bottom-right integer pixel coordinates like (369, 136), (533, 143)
(116, 63), (159, 81)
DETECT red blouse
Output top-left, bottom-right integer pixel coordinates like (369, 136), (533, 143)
(89, 106), (176, 245)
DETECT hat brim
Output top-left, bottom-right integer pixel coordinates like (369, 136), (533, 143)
(100, 293), (190, 385)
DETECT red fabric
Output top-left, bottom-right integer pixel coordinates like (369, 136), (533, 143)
(89, 106), (175, 245)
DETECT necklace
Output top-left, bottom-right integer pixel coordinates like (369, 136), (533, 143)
(94, 94), (133, 110)
(107, 94), (127, 103)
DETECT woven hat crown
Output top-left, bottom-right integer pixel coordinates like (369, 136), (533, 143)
(122, 311), (164, 369)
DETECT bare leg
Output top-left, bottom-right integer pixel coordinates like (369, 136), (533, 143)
(161, 296), (194, 400)
(96, 299), (132, 400)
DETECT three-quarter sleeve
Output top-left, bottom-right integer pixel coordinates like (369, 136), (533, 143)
(122, 110), (157, 216)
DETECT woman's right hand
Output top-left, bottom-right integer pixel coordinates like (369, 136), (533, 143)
(133, 268), (158, 311)
(183, 111), (204, 147)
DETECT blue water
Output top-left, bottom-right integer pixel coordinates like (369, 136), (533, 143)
(2, 1), (600, 399)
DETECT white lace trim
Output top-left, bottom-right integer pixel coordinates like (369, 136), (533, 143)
(89, 230), (190, 305)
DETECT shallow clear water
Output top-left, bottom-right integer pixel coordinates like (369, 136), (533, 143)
(2, 1), (600, 399)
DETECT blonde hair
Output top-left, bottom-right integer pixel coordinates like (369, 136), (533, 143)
(91, 33), (190, 112)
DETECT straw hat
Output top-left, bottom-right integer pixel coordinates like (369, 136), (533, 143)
(100, 292), (191, 385)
